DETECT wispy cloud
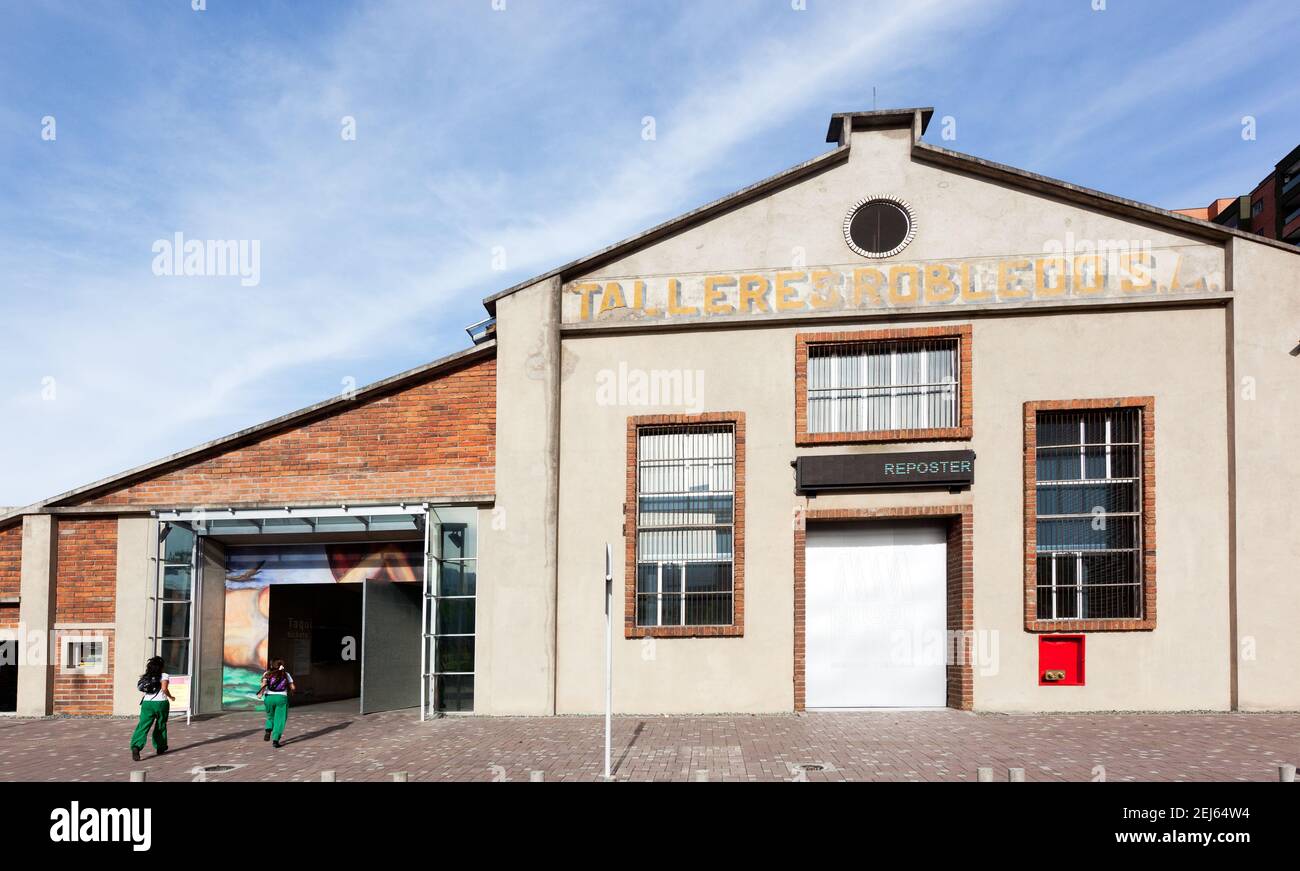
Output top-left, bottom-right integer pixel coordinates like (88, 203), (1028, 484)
(3, 0), (1295, 509)
(0, 0), (1001, 506)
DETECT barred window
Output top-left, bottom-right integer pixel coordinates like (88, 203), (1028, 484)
(635, 424), (734, 627)
(807, 337), (959, 434)
(1034, 408), (1143, 620)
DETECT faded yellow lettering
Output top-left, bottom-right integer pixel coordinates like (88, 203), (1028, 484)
(889, 265), (921, 305)
(1119, 252), (1153, 293)
(808, 269), (841, 308)
(738, 275), (771, 313)
(959, 263), (990, 302)
(924, 263), (956, 303)
(852, 268), (884, 307)
(599, 282), (627, 314)
(703, 275), (736, 314)
(667, 278), (699, 316)
(571, 281), (601, 320)
(1073, 255), (1104, 295)
(775, 271), (807, 312)
(1035, 258), (1066, 297)
(998, 258), (1031, 299)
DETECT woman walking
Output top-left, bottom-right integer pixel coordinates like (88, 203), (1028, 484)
(130, 656), (174, 762)
(257, 659), (295, 747)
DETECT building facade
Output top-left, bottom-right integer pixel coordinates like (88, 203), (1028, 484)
(1176, 142), (1300, 246)
(2, 108), (1298, 718)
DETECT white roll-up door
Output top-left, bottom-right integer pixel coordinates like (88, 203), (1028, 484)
(806, 521), (948, 708)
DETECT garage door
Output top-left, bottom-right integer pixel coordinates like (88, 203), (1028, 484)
(805, 521), (948, 708)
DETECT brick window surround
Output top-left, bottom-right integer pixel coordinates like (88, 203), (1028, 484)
(795, 324), (973, 446)
(793, 506), (973, 711)
(1023, 397), (1156, 632)
(625, 412), (745, 638)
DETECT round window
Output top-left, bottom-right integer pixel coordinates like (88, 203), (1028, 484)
(843, 196), (916, 258)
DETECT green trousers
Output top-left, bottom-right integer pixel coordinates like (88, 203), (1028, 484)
(130, 700), (169, 752)
(263, 694), (289, 741)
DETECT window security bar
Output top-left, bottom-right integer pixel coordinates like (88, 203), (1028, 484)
(807, 337), (959, 434)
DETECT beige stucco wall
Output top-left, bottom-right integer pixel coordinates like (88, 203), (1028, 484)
(16, 515), (55, 716)
(1229, 239), (1300, 711)
(196, 537), (227, 716)
(553, 303), (1232, 713)
(111, 516), (153, 715)
(475, 279), (562, 714)
(583, 125), (1221, 293)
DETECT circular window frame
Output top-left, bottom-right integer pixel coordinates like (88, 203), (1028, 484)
(842, 195), (917, 258)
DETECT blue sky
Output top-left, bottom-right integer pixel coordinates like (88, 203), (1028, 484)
(2, 0), (1297, 507)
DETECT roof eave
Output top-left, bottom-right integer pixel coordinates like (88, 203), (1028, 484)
(481, 143), (851, 314)
(913, 141), (1300, 254)
(0, 340), (496, 527)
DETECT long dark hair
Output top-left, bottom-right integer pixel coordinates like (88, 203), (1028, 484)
(140, 655), (164, 682)
(263, 658), (287, 687)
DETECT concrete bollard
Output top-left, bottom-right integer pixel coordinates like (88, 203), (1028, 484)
(130, 770), (147, 782)
(1280, 764), (1296, 783)
(1009, 768), (1025, 782)
(391, 771), (408, 782)
(321, 770), (336, 782)
(977, 767), (993, 782)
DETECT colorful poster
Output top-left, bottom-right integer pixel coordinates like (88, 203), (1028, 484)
(166, 674), (191, 716)
(221, 542), (422, 710)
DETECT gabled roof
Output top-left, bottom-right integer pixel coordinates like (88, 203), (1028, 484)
(480, 143), (851, 312)
(480, 107), (1299, 313)
(0, 341), (495, 528)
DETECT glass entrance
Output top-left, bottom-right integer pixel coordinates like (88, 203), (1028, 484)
(422, 507), (477, 717)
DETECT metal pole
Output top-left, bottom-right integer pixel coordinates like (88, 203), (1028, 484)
(321, 770), (336, 782)
(604, 542), (613, 781)
(1009, 768), (1025, 782)
(976, 767), (993, 782)
(1281, 764), (1296, 783)
(130, 771), (147, 782)
(391, 771), (408, 782)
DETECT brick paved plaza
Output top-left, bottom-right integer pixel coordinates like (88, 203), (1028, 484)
(1, 708), (1296, 782)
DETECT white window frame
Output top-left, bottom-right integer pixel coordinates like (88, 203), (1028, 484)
(807, 338), (959, 435)
(60, 635), (108, 676)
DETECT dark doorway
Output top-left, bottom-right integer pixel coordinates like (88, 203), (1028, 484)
(267, 584), (363, 707)
(0, 640), (16, 712)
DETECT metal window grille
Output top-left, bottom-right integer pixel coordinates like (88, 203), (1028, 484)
(635, 423), (735, 627)
(807, 337), (959, 434)
(1034, 408), (1143, 620)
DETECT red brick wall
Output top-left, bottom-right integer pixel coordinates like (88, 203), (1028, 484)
(75, 356), (496, 508)
(51, 518), (119, 715)
(55, 518), (118, 624)
(0, 523), (21, 599)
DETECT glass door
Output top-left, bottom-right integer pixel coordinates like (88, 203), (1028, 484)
(423, 507), (477, 717)
(152, 522), (197, 714)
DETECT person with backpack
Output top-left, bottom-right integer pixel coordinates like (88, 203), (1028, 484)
(256, 659), (295, 747)
(130, 656), (175, 761)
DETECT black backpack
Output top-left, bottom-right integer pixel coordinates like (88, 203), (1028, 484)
(137, 673), (162, 696)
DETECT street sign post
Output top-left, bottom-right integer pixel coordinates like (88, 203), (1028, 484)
(603, 542), (613, 780)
